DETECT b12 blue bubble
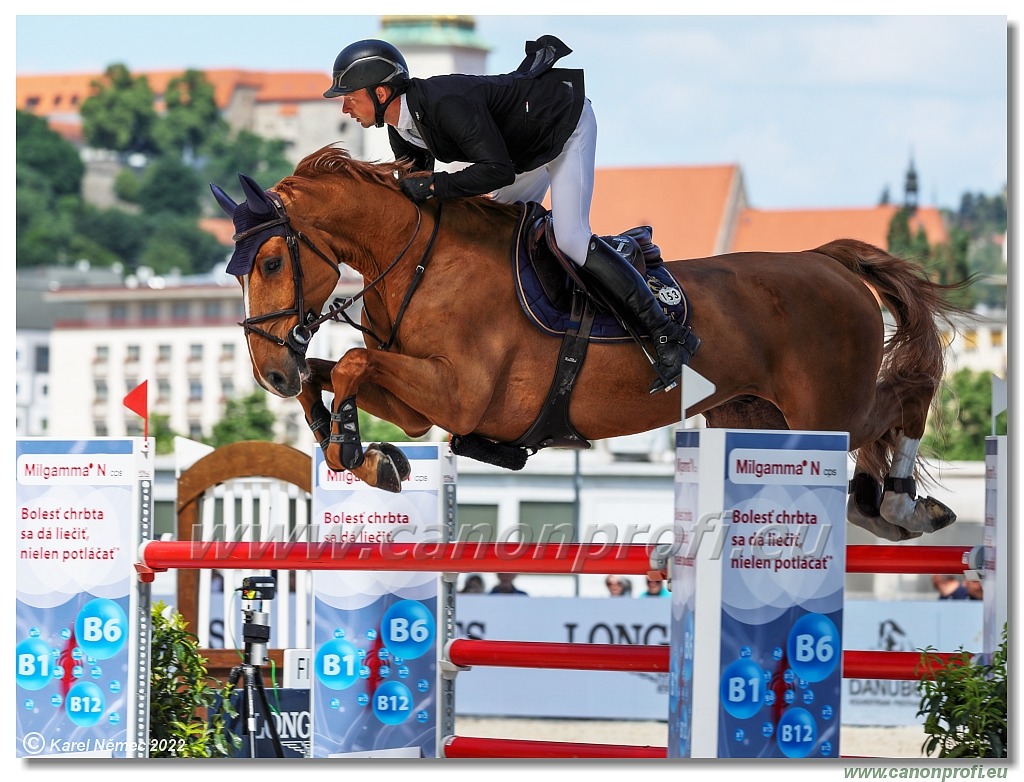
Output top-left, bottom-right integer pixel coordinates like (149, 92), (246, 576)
(372, 681), (413, 726)
(776, 707), (817, 758)
(66, 681), (105, 727)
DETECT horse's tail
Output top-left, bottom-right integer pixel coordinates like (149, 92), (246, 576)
(811, 239), (973, 477)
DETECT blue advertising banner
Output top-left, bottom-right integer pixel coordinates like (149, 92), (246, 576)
(310, 444), (450, 758)
(670, 429), (847, 758)
(16, 438), (152, 758)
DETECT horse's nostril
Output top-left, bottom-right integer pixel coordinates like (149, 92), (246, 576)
(267, 371), (286, 391)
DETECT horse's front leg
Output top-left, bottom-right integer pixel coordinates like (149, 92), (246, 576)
(296, 357), (334, 456)
(321, 351), (414, 492)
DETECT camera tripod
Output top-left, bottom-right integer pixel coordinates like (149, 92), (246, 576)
(228, 587), (285, 758)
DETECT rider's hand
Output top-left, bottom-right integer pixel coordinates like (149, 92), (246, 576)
(399, 175), (435, 204)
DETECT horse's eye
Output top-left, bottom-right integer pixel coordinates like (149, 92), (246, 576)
(263, 257), (283, 274)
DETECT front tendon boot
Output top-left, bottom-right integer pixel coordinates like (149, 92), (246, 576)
(579, 236), (689, 394)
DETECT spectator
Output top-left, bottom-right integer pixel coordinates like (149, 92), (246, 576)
(964, 578), (983, 600)
(460, 574), (485, 594)
(605, 575), (632, 597)
(642, 574), (669, 597)
(931, 574), (969, 600)
(490, 573), (528, 595)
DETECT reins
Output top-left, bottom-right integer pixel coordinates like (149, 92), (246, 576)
(239, 194), (443, 355)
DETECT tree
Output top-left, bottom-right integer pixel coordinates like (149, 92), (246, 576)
(80, 63), (159, 156)
(135, 156), (204, 217)
(152, 69), (226, 158)
(923, 369), (1007, 461)
(202, 129), (295, 201)
(150, 412), (179, 455)
(16, 110), (84, 197)
(207, 391), (277, 447)
(358, 410), (421, 443)
(137, 214), (228, 275)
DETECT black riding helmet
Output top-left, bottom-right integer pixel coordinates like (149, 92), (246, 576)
(323, 39), (410, 128)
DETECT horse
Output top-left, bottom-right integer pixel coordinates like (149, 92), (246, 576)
(211, 144), (971, 542)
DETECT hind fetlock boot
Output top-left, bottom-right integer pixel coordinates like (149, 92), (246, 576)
(579, 235), (688, 394)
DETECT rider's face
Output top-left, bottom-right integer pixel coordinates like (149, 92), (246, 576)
(341, 87), (381, 128)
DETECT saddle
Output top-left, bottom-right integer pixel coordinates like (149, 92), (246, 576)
(449, 202), (698, 467)
(515, 202), (691, 342)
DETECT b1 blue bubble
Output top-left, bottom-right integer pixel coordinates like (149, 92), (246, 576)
(16, 638), (53, 691)
(66, 681), (105, 727)
(787, 613), (839, 683)
(777, 707), (817, 758)
(372, 681), (413, 725)
(315, 639), (360, 690)
(75, 599), (128, 660)
(720, 658), (764, 719)
(381, 600), (434, 660)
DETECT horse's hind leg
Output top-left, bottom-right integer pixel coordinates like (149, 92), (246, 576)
(878, 434), (957, 534)
(847, 379), (956, 538)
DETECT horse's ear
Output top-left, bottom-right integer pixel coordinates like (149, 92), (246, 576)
(209, 183), (238, 217)
(238, 173), (274, 216)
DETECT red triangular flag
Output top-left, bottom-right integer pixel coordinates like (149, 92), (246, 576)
(123, 380), (149, 439)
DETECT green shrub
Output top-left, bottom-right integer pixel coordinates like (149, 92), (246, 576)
(149, 600), (240, 758)
(917, 625), (1008, 758)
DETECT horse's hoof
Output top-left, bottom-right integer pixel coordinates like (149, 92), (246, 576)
(879, 492), (956, 535)
(372, 452), (404, 493)
(846, 503), (922, 541)
(376, 442), (412, 482)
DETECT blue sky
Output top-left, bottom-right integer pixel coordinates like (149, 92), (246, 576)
(12, 7), (1015, 212)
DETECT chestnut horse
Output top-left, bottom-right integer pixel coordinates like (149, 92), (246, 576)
(212, 145), (969, 542)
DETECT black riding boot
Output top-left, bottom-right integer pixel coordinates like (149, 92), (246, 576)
(579, 235), (689, 394)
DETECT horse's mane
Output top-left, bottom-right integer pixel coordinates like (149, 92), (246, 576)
(288, 144), (520, 221)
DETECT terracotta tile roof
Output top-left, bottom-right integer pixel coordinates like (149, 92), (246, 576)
(16, 69), (328, 116)
(588, 165), (742, 260)
(199, 217), (235, 246)
(732, 205), (948, 253)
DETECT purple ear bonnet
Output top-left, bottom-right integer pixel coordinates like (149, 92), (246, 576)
(211, 175), (288, 275)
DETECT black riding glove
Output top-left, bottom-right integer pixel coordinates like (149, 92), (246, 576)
(399, 175), (435, 204)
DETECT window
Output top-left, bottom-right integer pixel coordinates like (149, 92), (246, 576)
(455, 505), (499, 544)
(125, 379), (138, 395)
(188, 422), (203, 439)
(94, 380), (108, 401)
(95, 345), (109, 362)
(172, 301), (191, 320)
(221, 379), (235, 398)
(157, 379), (171, 401)
(127, 344), (141, 361)
(963, 330), (978, 351)
(221, 342), (236, 358)
(519, 501), (577, 545)
(141, 303), (158, 323)
(991, 329), (1004, 348)
(203, 301), (221, 320)
(110, 304), (127, 324)
(189, 344), (203, 360)
(94, 421), (108, 437)
(189, 380), (203, 400)
(34, 346), (49, 373)
(158, 344), (172, 361)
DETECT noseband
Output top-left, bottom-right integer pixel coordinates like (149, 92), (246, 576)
(236, 193), (444, 356)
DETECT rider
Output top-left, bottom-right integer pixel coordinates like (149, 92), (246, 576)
(323, 36), (690, 394)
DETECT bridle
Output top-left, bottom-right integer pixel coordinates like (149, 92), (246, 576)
(236, 192), (443, 356)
